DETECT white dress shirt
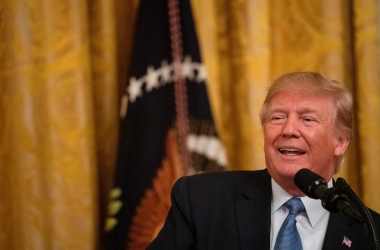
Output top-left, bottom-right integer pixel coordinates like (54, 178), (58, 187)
(270, 178), (330, 250)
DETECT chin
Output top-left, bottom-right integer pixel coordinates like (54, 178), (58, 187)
(279, 169), (299, 179)
(278, 163), (305, 176)
(266, 156), (309, 179)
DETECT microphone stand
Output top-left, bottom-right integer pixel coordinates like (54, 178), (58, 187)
(335, 177), (380, 250)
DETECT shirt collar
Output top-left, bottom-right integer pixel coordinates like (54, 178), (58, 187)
(271, 178), (330, 228)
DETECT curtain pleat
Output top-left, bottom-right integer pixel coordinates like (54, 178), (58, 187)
(354, 0), (380, 210)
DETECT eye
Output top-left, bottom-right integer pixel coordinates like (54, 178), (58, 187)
(269, 114), (286, 123)
(302, 116), (318, 123)
(272, 116), (282, 120)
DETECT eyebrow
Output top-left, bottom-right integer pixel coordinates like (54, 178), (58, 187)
(297, 108), (319, 115)
(268, 108), (319, 115)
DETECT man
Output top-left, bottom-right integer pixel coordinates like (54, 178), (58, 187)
(148, 72), (380, 250)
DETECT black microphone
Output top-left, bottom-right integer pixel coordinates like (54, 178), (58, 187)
(294, 168), (329, 199)
(294, 168), (363, 222)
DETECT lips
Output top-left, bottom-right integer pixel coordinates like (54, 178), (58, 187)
(277, 146), (306, 156)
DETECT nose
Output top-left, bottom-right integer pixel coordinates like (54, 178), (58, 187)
(281, 115), (300, 138)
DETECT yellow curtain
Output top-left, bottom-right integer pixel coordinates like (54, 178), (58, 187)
(1, 0), (379, 250)
(0, 0), (130, 249)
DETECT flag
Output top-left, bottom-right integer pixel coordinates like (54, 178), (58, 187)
(104, 0), (226, 249)
(342, 236), (352, 248)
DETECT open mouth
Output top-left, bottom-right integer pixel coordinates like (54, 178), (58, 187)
(278, 147), (306, 156)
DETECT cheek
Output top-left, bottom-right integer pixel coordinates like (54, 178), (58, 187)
(263, 135), (276, 153)
(308, 132), (338, 161)
(263, 125), (278, 143)
(263, 133), (272, 145)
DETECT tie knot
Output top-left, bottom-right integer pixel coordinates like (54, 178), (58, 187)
(284, 197), (305, 215)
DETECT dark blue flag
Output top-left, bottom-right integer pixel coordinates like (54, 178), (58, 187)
(104, 0), (226, 249)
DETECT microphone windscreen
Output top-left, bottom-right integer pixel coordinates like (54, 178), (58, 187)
(294, 168), (325, 199)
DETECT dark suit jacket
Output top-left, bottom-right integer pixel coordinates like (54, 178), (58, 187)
(148, 170), (380, 250)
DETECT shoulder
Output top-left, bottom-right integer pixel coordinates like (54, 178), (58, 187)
(171, 169), (269, 201)
(370, 208), (380, 228)
(370, 209), (380, 218)
(175, 169), (268, 189)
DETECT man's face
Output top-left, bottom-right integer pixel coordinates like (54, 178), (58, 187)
(263, 88), (349, 193)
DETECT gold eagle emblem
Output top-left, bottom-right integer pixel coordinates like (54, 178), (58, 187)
(127, 130), (184, 250)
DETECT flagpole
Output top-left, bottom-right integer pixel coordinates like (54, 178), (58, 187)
(168, 0), (192, 173)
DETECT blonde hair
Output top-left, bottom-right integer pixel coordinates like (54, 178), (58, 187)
(260, 72), (353, 139)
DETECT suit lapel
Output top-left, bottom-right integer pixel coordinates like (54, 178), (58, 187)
(322, 212), (359, 250)
(235, 170), (272, 250)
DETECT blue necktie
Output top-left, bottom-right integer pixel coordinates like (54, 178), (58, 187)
(274, 197), (305, 250)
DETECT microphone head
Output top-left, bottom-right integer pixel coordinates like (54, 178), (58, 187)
(294, 168), (327, 199)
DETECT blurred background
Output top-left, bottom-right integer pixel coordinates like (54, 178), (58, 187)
(1, 0), (379, 249)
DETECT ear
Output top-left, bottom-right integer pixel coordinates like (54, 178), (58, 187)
(334, 134), (350, 157)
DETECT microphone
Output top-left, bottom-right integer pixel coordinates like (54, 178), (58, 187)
(294, 168), (363, 222)
(294, 168), (329, 199)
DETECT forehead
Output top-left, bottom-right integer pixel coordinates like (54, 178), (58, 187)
(268, 89), (336, 114)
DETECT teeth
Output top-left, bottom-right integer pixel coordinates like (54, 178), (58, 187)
(278, 147), (305, 155)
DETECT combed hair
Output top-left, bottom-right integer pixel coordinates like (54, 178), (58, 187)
(260, 72), (353, 139)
